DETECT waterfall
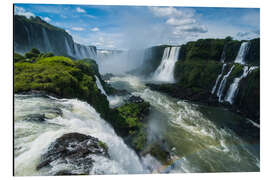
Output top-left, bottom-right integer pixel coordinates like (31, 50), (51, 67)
(64, 37), (73, 56)
(234, 42), (249, 64)
(42, 28), (52, 52)
(211, 64), (227, 94)
(73, 43), (96, 59)
(88, 46), (97, 59)
(224, 66), (258, 104)
(216, 65), (235, 102)
(74, 43), (82, 59)
(23, 25), (31, 48)
(220, 46), (226, 63)
(153, 46), (180, 82)
(95, 75), (107, 96)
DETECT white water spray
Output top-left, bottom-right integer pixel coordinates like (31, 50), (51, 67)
(211, 64), (227, 94)
(153, 47), (180, 82)
(14, 95), (148, 175)
(225, 66), (258, 104)
(216, 65), (235, 102)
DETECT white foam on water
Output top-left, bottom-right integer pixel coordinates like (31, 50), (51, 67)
(14, 95), (149, 175)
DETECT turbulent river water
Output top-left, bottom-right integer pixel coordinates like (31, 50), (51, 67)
(14, 75), (260, 175)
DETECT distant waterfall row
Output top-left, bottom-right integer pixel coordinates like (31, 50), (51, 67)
(15, 22), (97, 60)
(65, 39), (97, 60)
(153, 46), (181, 82)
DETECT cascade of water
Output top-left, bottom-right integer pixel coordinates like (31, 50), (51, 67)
(23, 25), (31, 48)
(216, 65), (235, 102)
(224, 66), (249, 104)
(211, 64), (227, 94)
(234, 42), (250, 64)
(74, 43), (82, 59)
(42, 28), (52, 52)
(88, 46), (97, 59)
(224, 66), (258, 104)
(95, 75), (107, 96)
(81, 46), (88, 58)
(220, 46), (226, 63)
(64, 37), (73, 56)
(153, 46), (180, 82)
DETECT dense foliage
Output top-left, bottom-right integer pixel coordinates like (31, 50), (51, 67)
(174, 60), (222, 90)
(245, 38), (260, 65)
(180, 38), (225, 62)
(235, 68), (260, 122)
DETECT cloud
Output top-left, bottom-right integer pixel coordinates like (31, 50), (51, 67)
(71, 27), (85, 31)
(148, 6), (207, 44)
(176, 24), (208, 33)
(236, 31), (250, 38)
(90, 27), (99, 32)
(76, 7), (86, 13)
(166, 18), (196, 26)
(43, 17), (51, 22)
(149, 7), (185, 17)
(236, 30), (260, 39)
(14, 6), (35, 18)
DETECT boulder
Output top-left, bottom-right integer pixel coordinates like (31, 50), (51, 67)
(36, 133), (109, 175)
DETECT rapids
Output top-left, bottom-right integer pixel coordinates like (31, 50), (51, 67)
(14, 74), (260, 175)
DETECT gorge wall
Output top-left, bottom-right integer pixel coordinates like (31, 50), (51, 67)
(14, 15), (97, 60)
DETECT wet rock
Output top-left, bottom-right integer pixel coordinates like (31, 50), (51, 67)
(36, 133), (109, 175)
(24, 114), (46, 122)
(126, 95), (144, 103)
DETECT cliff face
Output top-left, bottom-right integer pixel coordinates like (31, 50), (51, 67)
(14, 15), (97, 59)
(144, 37), (260, 122)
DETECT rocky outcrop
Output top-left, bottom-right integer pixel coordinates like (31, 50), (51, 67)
(36, 133), (109, 175)
(14, 15), (96, 59)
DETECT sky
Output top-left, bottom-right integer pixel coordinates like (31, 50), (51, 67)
(14, 4), (260, 50)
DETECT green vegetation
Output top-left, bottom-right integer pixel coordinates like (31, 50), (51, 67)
(98, 141), (109, 152)
(174, 60), (222, 90)
(14, 49), (110, 119)
(180, 38), (225, 62)
(178, 37), (246, 63)
(235, 68), (260, 122)
(245, 38), (260, 65)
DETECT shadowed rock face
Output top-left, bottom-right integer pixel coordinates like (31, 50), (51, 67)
(37, 133), (109, 175)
